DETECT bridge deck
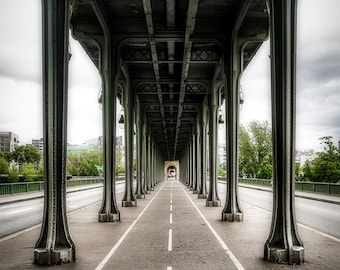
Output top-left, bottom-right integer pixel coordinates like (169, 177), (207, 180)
(1, 180), (339, 270)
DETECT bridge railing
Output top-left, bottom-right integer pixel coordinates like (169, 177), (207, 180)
(234, 178), (340, 197)
(0, 176), (122, 196)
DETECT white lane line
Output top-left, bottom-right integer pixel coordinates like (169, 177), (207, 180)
(95, 182), (166, 270)
(170, 213), (173, 224)
(6, 207), (32, 215)
(170, 199), (172, 204)
(168, 229), (172, 251)
(170, 205), (172, 212)
(178, 182), (245, 270)
(167, 266), (172, 270)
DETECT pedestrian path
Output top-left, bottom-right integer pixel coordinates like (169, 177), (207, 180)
(0, 180), (340, 269)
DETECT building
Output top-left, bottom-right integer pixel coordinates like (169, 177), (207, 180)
(296, 150), (317, 167)
(32, 138), (44, 154)
(0, 132), (19, 152)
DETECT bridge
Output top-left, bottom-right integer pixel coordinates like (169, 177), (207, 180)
(34, 0), (303, 266)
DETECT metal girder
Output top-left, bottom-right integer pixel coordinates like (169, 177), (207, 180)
(173, 0), (200, 160)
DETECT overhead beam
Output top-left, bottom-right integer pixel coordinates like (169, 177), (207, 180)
(173, 0), (200, 160)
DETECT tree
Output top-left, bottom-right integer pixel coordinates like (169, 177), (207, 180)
(0, 157), (9, 174)
(67, 151), (103, 176)
(306, 136), (340, 183)
(11, 145), (41, 165)
(21, 163), (37, 182)
(239, 120), (272, 179)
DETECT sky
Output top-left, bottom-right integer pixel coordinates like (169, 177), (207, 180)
(0, 0), (340, 152)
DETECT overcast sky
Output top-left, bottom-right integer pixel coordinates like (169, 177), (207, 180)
(0, 0), (340, 152)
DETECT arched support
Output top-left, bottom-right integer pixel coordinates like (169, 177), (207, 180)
(34, 1), (75, 265)
(206, 83), (221, 207)
(122, 80), (137, 207)
(264, 0), (304, 264)
(198, 98), (208, 199)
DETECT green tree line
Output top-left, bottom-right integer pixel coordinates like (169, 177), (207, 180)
(0, 145), (126, 182)
(237, 121), (340, 183)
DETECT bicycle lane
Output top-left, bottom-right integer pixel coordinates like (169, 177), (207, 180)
(96, 180), (242, 270)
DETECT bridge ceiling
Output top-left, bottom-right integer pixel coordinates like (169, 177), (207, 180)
(70, 0), (269, 161)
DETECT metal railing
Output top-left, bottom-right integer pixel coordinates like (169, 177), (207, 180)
(237, 178), (340, 197)
(0, 177), (103, 196)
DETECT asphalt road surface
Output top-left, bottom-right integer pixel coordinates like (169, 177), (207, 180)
(0, 182), (125, 238)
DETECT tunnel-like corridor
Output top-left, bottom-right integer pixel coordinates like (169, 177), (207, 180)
(34, 0), (304, 266)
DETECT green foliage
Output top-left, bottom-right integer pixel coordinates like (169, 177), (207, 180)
(67, 151), (103, 176)
(116, 165), (125, 176)
(239, 120), (272, 179)
(21, 163), (37, 182)
(0, 157), (9, 174)
(218, 166), (226, 177)
(11, 145), (41, 164)
(0, 152), (12, 162)
(257, 163), (272, 179)
(8, 166), (19, 183)
(302, 136), (340, 183)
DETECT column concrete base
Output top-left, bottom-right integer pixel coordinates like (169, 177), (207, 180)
(192, 190), (198, 194)
(222, 212), (243, 222)
(135, 194), (146, 199)
(265, 246), (304, 265)
(98, 213), (120, 222)
(122, 200), (137, 207)
(206, 200), (221, 207)
(34, 247), (74, 265)
(198, 194), (208, 199)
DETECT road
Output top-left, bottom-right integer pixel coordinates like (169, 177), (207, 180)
(0, 182), (125, 238)
(1, 182), (339, 241)
(219, 184), (340, 239)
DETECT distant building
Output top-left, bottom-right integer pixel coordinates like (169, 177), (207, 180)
(32, 138), (44, 154)
(0, 132), (19, 152)
(68, 136), (103, 153)
(296, 150), (317, 167)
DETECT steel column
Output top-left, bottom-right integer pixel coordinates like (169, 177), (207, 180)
(34, 0), (75, 265)
(122, 81), (137, 207)
(222, 39), (244, 222)
(264, 0), (304, 264)
(198, 98), (208, 199)
(192, 122), (200, 194)
(206, 84), (221, 207)
(135, 97), (146, 199)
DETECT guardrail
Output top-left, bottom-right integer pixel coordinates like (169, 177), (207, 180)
(237, 178), (340, 197)
(0, 177), (107, 196)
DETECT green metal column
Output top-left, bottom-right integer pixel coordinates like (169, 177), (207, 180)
(198, 98), (208, 199)
(192, 122), (199, 194)
(34, 0), (75, 265)
(122, 81), (137, 207)
(206, 84), (221, 207)
(264, 0), (304, 264)
(135, 97), (145, 199)
(97, 35), (120, 222)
